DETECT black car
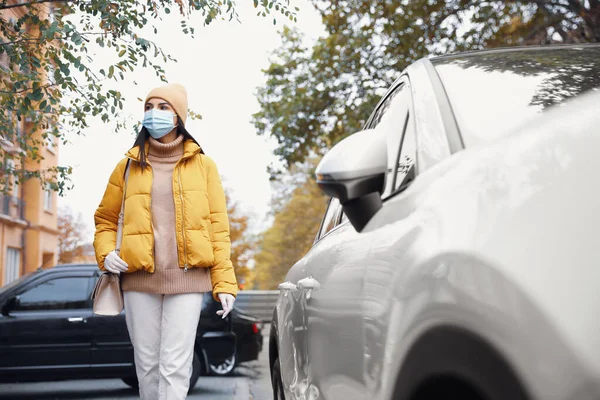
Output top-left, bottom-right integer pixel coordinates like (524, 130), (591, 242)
(0, 264), (262, 389)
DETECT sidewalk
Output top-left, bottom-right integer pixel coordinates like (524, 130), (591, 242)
(235, 323), (272, 400)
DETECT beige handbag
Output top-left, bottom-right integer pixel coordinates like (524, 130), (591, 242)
(92, 161), (131, 316)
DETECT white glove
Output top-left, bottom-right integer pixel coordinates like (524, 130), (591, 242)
(216, 293), (235, 319)
(104, 251), (128, 274)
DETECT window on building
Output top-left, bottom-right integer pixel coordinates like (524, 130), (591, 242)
(46, 135), (56, 153)
(5, 248), (20, 285)
(12, 179), (19, 202)
(47, 63), (55, 81)
(46, 119), (57, 153)
(0, 51), (8, 69)
(15, 118), (21, 140)
(4, 111), (21, 143)
(44, 189), (53, 212)
(6, 159), (18, 201)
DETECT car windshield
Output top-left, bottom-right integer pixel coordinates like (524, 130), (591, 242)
(432, 45), (600, 147)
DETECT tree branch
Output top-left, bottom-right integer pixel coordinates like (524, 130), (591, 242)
(567, 0), (584, 14)
(553, 25), (570, 41)
(567, 0), (598, 38)
(0, 37), (43, 47)
(520, 1), (571, 42)
(0, 83), (57, 94)
(1, 31), (120, 47)
(521, 0), (572, 8)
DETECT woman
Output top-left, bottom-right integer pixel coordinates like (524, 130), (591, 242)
(93, 83), (237, 400)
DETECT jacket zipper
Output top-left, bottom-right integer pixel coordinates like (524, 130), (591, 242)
(128, 157), (156, 273)
(149, 163), (156, 272)
(177, 166), (189, 272)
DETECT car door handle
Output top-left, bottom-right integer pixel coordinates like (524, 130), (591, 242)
(297, 277), (320, 290)
(278, 281), (298, 291)
(68, 317), (86, 323)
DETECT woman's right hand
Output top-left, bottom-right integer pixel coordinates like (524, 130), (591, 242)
(104, 251), (129, 274)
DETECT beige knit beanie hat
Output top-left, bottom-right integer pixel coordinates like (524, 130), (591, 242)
(145, 83), (188, 124)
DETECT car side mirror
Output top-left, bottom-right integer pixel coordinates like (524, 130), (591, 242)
(1, 296), (19, 316)
(316, 128), (386, 232)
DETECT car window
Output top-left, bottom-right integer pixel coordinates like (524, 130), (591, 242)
(16, 277), (90, 311)
(391, 114), (417, 192)
(368, 83), (405, 130)
(317, 198), (342, 241)
(366, 78), (414, 196)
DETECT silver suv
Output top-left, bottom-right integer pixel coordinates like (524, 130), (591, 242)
(270, 44), (600, 400)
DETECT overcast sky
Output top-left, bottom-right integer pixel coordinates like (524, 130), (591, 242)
(59, 1), (324, 242)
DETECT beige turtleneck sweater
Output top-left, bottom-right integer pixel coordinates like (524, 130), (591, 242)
(122, 134), (212, 294)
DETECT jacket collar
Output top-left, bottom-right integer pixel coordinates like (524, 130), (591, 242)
(126, 139), (202, 162)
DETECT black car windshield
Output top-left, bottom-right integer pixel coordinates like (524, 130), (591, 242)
(433, 45), (600, 147)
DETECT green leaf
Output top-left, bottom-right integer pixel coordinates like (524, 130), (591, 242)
(72, 32), (83, 46)
(31, 56), (42, 69)
(29, 89), (44, 102)
(108, 65), (114, 79)
(118, 49), (126, 57)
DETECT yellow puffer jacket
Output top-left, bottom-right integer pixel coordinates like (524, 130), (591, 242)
(93, 139), (238, 299)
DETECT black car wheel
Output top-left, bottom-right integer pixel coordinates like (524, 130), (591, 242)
(208, 353), (236, 376)
(272, 357), (285, 400)
(122, 353), (202, 393)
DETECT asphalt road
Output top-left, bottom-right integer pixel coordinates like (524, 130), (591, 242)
(0, 326), (273, 400)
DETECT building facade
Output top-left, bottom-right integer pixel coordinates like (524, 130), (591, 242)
(0, 1), (59, 286)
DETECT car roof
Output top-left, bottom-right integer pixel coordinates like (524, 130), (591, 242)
(54, 263), (98, 269)
(429, 43), (600, 63)
(47, 263), (99, 274)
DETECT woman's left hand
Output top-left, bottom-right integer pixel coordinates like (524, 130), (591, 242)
(217, 293), (235, 319)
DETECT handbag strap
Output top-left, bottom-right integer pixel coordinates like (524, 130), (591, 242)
(115, 160), (131, 254)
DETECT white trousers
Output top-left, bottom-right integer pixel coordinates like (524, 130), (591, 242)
(124, 292), (203, 400)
